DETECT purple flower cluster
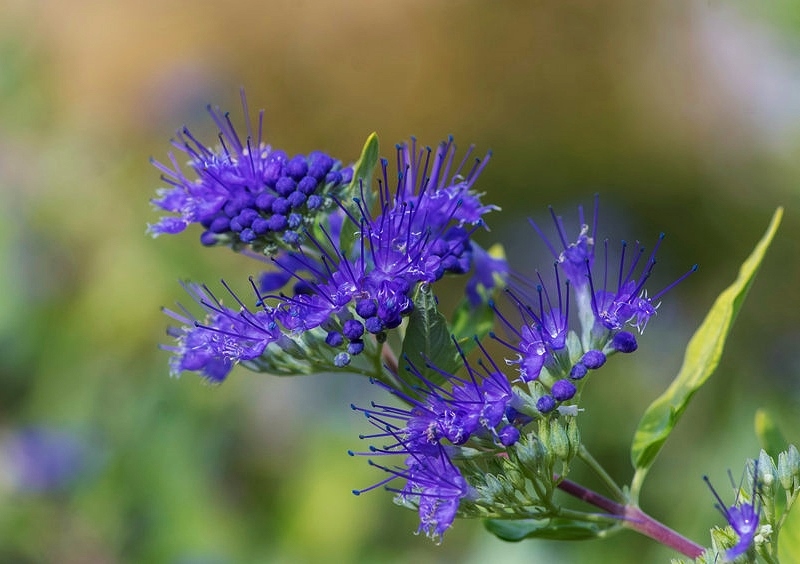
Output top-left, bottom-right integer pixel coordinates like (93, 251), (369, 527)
(351, 341), (517, 540)
(254, 139), (496, 357)
(493, 196), (695, 413)
(148, 96), (353, 250)
(153, 102), (501, 380)
(162, 282), (281, 382)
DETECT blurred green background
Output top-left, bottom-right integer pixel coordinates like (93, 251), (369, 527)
(1, 0), (799, 562)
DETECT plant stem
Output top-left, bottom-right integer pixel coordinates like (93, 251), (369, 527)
(381, 343), (399, 375)
(578, 446), (626, 502)
(556, 477), (704, 558)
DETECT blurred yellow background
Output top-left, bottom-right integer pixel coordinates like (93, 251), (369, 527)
(1, 0), (799, 562)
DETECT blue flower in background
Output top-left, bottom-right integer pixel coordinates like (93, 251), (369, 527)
(0, 427), (100, 493)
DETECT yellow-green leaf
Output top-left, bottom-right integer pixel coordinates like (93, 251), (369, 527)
(630, 208), (783, 496)
(779, 498), (800, 563)
(337, 132), (379, 256)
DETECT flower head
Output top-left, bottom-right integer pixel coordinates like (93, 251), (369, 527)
(528, 195), (598, 290)
(254, 137), (497, 359)
(704, 462), (762, 561)
(528, 196), (696, 343)
(162, 281), (281, 382)
(350, 339), (515, 540)
(148, 92), (353, 252)
(490, 265), (570, 383)
(489, 196), (695, 413)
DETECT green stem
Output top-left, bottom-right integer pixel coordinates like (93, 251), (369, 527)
(554, 506), (620, 526)
(629, 467), (647, 506)
(578, 446), (626, 502)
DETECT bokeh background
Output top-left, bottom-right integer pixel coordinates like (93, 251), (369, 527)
(2, 0), (799, 562)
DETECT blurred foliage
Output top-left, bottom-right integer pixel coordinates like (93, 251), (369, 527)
(1, 0), (799, 562)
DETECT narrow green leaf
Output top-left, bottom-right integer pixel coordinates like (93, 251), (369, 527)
(400, 284), (460, 389)
(630, 208), (783, 487)
(755, 408), (789, 461)
(484, 517), (605, 541)
(338, 132), (379, 256)
(346, 132), (379, 205)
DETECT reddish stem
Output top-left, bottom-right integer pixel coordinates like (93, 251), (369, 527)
(381, 343), (399, 375)
(556, 477), (705, 558)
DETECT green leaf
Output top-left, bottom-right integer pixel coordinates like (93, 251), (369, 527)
(755, 408), (789, 461)
(630, 208), (783, 495)
(346, 131), (379, 199)
(338, 132), (379, 256)
(400, 284), (460, 389)
(450, 298), (495, 356)
(779, 495), (800, 563)
(484, 517), (605, 541)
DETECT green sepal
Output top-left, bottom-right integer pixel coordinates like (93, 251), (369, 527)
(484, 517), (606, 542)
(400, 284), (460, 391)
(337, 132), (380, 257)
(630, 208), (783, 494)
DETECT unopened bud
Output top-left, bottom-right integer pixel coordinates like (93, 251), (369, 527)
(758, 450), (777, 488)
(778, 450), (794, 492)
(566, 416), (581, 460)
(548, 418), (570, 461)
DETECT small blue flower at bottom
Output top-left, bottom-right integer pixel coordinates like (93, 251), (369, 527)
(352, 442), (474, 543)
(704, 462), (761, 561)
(350, 339), (516, 541)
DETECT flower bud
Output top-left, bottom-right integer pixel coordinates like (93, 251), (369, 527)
(566, 416), (581, 460)
(758, 450), (777, 488)
(788, 444), (800, 485)
(514, 433), (545, 470)
(778, 449), (794, 492)
(548, 418), (570, 462)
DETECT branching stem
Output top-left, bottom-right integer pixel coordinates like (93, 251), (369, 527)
(556, 477), (704, 558)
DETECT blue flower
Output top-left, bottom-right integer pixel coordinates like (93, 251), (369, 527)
(704, 463), (761, 561)
(528, 195), (598, 290)
(148, 94), (352, 250)
(0, 427), (100, 492)
(354, 442), (472, 543)
(162, 282), (281, 382)
(528, 196), (696, 342)
(491, 265), (570, 383)
(490, 197), (695, 413)
(351, 340), (515, 540)
(253, 137), (497, 358)
(465, 243), (509, 307)
(393, 137), (496, 229)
